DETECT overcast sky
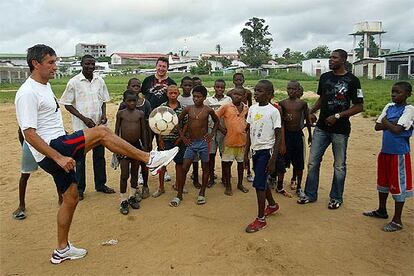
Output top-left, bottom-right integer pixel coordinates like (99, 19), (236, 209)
(1, 0), (413, 57)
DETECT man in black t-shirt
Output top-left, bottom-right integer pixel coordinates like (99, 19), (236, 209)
(298, 49), (364, 209)
(141, 57), (177, 110)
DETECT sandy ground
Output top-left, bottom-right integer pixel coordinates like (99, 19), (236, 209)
(0, 102), (413, 276)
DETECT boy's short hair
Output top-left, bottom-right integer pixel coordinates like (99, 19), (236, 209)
(123, 90), (137, 101)
(192, 85), (208, 97)
(127, 77), (141, 87)
(156, 57), (169, 67)
(181, 76), (193, 84)
(288, 80), (300, 89)
(192, 76), (201, 81)
(332, 49), (348, 61)
(167, 84), (179, 92)
(394, 81), (412, 96)
(81, 54), (95, 64)
(215, 79), (226, 86)
(27, 44), (56, 72)
(233, 72), (244, 79)
(258, 80), (274, 95)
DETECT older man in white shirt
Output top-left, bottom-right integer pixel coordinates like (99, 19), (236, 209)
(60, 55), (114, 199)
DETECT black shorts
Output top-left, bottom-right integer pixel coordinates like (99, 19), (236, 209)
(284, 130), (305, 170)
(38, 131), (85, 193)
(163, 139), (186, 164)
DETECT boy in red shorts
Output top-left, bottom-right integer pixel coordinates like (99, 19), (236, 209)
(363, 81), (413, 232)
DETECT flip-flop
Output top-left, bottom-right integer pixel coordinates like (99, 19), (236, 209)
(13, 209), (26, 220)
(276, 188), (293, 198)
(197, 195), (206, 205)
(169, 197), (181, 207)
(383, 221), (403, 232)
(152, 190), (165, 198)
(237, 186), (249, 193)
(363, 210), (389, 219)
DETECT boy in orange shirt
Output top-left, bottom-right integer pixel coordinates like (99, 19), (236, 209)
(216, 88), (249, 195)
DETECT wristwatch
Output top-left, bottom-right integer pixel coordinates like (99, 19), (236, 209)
(334, 113), (341, 119)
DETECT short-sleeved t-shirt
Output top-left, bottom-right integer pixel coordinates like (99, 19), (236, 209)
(376, 103), (414, 154)
(246, 103), (281, 151)
(141, 75), (176, 109)
(216, 102), (248, 147)
(178, 94), (194, 108)
(15, 77), (66, 162)
(316, 71), (363, 135)
(60, 72), (110, 131)
(204, 95), (232, 129)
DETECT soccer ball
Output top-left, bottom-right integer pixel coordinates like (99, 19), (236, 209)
(148, 106), (179, 135)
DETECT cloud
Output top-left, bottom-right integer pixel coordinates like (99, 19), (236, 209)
(0, 0), (412, 56)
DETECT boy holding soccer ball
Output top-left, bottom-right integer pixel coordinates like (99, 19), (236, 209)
(153, 85), (187, 198)
(169, 85), (219, 207)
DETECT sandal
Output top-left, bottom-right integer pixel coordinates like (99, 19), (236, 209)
(97, 185), (116, 194)
(276, 188), (293, 198)
(152, 190), (165, 198)
(169, 197), (181, 207)
(328, 199), (342, 209)
(237, 185), (249, 193)
(363, 210), (389, 219)
(197, 195), (206, 205)
(13, 209), (26, 220)
(383, 221), (403, 232)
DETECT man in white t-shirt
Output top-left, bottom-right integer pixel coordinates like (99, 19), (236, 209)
(244, 80), (282, 234)
(15, 45), (179, 264)
(60, 55), (114, 200)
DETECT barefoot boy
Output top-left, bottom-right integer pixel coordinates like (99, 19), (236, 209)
(169, 85), (219, 207)
(115, 91), (149, 215)
(279, 80), (312, 196)
(363, 81), (413, 232)
(216, 88), (249, 195)
(244, 80), (282, 233)
(154, 85), (187, 198)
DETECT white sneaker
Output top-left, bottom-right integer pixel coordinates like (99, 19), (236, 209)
(164, 171), (172, 182)
(138, 173), (144, 185)
(50, 241), (87, 264)
(147, 147), (179, 176)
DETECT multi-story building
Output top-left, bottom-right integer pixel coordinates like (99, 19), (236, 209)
(75, 43), (107, 58)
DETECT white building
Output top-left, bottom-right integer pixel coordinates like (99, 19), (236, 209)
(75, 43), (107, 58)
(302, 59), (329, 77)
(353, 58), (384, 79)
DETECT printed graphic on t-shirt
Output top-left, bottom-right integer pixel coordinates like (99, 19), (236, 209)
(327, 79), (349, 112)
(149, 82), (168, 98)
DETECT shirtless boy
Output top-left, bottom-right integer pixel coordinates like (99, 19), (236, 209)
(169, 85), (219, 207)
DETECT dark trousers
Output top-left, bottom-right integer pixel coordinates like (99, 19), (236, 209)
(76, 145), (107, 192)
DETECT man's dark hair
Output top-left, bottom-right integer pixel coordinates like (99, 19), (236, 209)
(233, 72), (244, 79)
(258, 80), (274, 95)
(192, 85), (208, 97)
(156, 56), (169, 67)
(192, 76), (201, 82)
(26, 44), (56, 72)
(123, 90), (137, 101)
(215, 79), (226, 85)
(394, 81), (412, 96)
(181, 76), (193, 84)
(333, 49), (348, 61)
(81, 54), (95, 64)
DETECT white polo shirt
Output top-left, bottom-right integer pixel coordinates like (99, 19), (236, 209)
(60, 72), (110, 131)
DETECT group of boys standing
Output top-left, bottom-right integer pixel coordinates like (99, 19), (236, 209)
(13, 44), (413, 264)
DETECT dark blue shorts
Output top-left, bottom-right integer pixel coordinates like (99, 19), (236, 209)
(38, 130), (85, 193)
(163, 139), (186, 164)
(184, 139), (209, 163)
(285, 130), (305, 170)
(252, 149), (272, 191)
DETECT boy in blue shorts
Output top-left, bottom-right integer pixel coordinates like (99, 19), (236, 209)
(154, 85), (187, 198)
(363, 81), (413, 232)
(244, 80), (282, 233)
(169, 85), (219, 207)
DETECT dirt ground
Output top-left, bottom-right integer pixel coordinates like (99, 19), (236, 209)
(0, 102), (413, 276)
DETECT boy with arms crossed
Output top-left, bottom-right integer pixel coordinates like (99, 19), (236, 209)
(216, 88), (249, 195)
(169, 86), (219, 207)
(279, 80), (312, 196)
(115, 91), (149, 215)
(363, 82), (413, 232)
(244, 80), (281, 233)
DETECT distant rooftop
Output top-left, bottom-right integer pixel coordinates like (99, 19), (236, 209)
(0, 54), (26, 58)
(379, 49), (414, 57)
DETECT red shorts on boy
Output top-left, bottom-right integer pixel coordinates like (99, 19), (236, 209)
(377, 152), (412, 202)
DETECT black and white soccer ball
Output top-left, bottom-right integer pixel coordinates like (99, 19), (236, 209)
(148, 106), (178, 135)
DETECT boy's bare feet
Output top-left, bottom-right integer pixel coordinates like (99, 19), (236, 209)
(224, 189), (233, 196)
(193, 181), (201, 189)
(237, 185), (249, 193)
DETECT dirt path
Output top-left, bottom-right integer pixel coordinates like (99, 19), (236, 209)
(0, 103), (413, 276)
